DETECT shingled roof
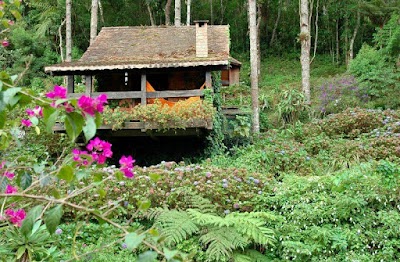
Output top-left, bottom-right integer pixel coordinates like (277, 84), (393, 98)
(46, 25), (234, 73)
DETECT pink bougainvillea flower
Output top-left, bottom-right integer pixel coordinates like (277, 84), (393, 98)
(77, 95), (108, 116)
(2, 40), (9, 47)
(21, 119), (32, 127)
(3, 171), (15, 180)
(8, 20), (14, 26)
(26, 108), (35, 117)
(5, 185), (17, 194)
(72, 149), (93, 167)
(46, 85), (67, 99)
(5, 208), (26, 227)
(33, 106), (43, 117)
(119, 155), (135, 178)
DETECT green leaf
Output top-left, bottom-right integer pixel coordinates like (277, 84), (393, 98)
(93, 172), (103, 182)
(35, 126), (40, 135)
(149, 173), (161, 183)
(10, 10), (21, 20)
(2, 87), (21, 105)
(43, 107), (59, 133)
(44, 205), (63, 234)
(0, 110), (5, 129)
(30, 116), (39, 126)
(125, 232), (145, 250)
(51, 189), (61, 199)
(95, 112), (102, 127)
(98, 188), (107, 198)
(65, 112), (84, 142)
(57, 165), (74, 182)
(16, 246), (26, 259)
(17, 172), (32, 190)
(20, 205), (43, 238)
(83, 116), (96, 142)
(137, 199), (151, 211)
(163, 248), (178, 260)
(138, 251), (158, 262)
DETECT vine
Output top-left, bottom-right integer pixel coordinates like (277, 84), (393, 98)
(205, 72), (226, 156)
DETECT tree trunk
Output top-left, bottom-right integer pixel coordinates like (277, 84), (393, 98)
(311, 0), (319, 63)
(257, 3), (262, 80)
(66, 0), (73, 92)
(58, 19), (66, 62)
(249, 0), (260, 133)
(336, 18), (339, 64)
(175, 0), (181, 26)
(90, 0), (99, 45)
(270, 0), (281, 46)
(348, 10), (360, 67)
(66, 0), (72, 62)
(146, 1), (156, 26)
(186, 0), (191, 25)
(300, 0), (311, 104)
(210, 0), (213, 25)
(98, 0), (105, 24)
(165, 0), (172, 25)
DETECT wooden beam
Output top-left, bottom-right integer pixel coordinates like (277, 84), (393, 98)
(67, 75), (74, 93)
(85, 75), (92, 96)
(205, 71), (212, 90)
(68, 91), (142, 99)
(141, 74), (147, 106)
(146, 89), (204, 98)
(141, 74), (147, 132)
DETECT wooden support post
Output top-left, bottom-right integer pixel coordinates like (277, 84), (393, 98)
(67, 75), (74, 93)
(205, 71), (212, 90)
(141, 74), (147, 132)
(85, 75), (92, 96)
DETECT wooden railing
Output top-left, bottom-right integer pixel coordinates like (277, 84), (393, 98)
(67, 89), (204, 99)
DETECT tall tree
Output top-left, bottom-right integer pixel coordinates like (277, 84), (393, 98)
(165, 0), (172, 25)
(299, 0), (311, 104)
(175, 0), (181, 26)
(249, 0), (260, 133)
(90, 0), (99, 45)
(348, 9), (361, 66)
(145, 0), (156, 26)
(65, 0), (73, 92)
(186, 0), (191, 25)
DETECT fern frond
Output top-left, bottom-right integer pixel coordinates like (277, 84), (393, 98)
(144, 207), (168, 220)
(188, 210), (276, 246)
(232, 253), (253, 262)
(199, 226), (249, 262)
(156, 210), (199, 245)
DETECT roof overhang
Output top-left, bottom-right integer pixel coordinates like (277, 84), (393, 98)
(45, 60), (230, 75)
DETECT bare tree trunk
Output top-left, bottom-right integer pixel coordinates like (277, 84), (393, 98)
(257, 3), (262, 80)
(165, 0), (172, 25)
(58, 19), (66, 62)
(210, 0), (213, 25)
(98, 0), (105, 23)
(300, 0), (311, 104)
(186, 0), (191, 25)
(65, 0), (73, 91)
(249, 0), (260, 133)
(146, 1), (156, 26)
(348, 10), (360, 67)
(270, 0), (281, 46)
(336, 18), (339, 64)
(311, 0), (319, 63)
(90, 0), (99, 45)
(175, 0), (181, 26)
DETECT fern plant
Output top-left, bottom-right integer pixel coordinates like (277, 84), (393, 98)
(145, 204), (276, 262)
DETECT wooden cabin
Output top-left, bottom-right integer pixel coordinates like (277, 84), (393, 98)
(45, 21), (241, 135)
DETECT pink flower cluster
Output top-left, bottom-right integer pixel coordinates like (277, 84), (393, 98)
(119, 155), (135, 178)
(4, 208), (26, 227)
(21, 106), (43, 127)
(72, 137), (113, 166)
(5, 185), (17, 194)
(78, 94), (107, 116)
(45, 85), (107, 117)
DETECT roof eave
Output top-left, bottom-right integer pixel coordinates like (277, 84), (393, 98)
(45, 60), (230, 73)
